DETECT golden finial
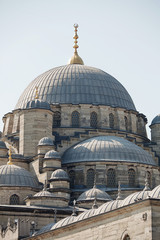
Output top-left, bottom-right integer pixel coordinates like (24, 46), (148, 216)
(35, 86), (39, 99)
(7, 146), (13, 165)
(73, 23), (79, 54)
(68, 24), (84, 65)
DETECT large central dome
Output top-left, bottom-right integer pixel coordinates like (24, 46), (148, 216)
(15, 64), (136, 111)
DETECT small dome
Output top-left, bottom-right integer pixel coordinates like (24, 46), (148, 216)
(77, 187), (112, 202)
(0, 164), (39, 188)
(50, 169), (69, 181)
(75, 209), (97, 222)
(26, 99), (51, 110)
(0, 141), (7, 149)
(38, 137), (54, 146)
(151, 114), (160, 126)
(35, 222), (56, 236)
(44, 150), (61, 159)
(121, 190), (151, 207)
(96, 200), (122, 215)
(34, 190), (56, 198)
(51, 215), (77, 230)
(62, 136), (156, 166)
(149, 185), (160, 199)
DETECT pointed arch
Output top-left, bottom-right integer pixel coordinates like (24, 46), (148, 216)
(10, 194), (20, 205)
(128, 168), (135, 187)
(90, 112), (98, 128)
(87, 169), (95, 188)
(107, 168), (116, 187)
(71, 111), (80, 127)
(109, 113), (114, 128)
(53, 111), (61, 127)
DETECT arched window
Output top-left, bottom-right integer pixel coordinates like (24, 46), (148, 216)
(124, 116), (128, 131)
(90, 112), (98, 128)
(69, 170), (75, 188)
(147, 171), (151, 188)
(53, 111), (61, 127)
(71, 111), (80, 127)
(123, 235), (131, 240)
(87, 169), (94, 188)
(107, 169), (116, 187)
(109, 113), (114, 128)
(128, 169), (135, 187)
(10, 194), (19, 205)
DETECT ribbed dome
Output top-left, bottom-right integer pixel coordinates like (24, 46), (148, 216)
(34, 190), (56, 197)
(50, 169), (69, 181)
(52, 216), (77, 230)
(151, 114), (160, 126)
(0, 141), (7, 149)
(35, 222), (56, 236)
(150, 185), (160, 199)
(77, 187), (112, 202)
(121, 190), (151, 207)
(44, 150), (61, 159)
(26, 99), (51, 110)
(38, 137), (54, 146)
(15, 65), (136, 111)
(0, 164), (39, 188)
(96, 200), (122, 214)
(62, 136), (156, 166)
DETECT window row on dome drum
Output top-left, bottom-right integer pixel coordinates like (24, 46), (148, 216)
(68, 168), (151, 189)
(53, 111), (129, 130)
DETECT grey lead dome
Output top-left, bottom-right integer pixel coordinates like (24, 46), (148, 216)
(15, 65), (136, 111)
(0, 164), (39, 188)
(62, 136), (156, 166)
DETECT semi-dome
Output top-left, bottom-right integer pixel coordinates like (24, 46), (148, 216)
(15, 65), (136, 111)
(50, 169), (69, 181)
(0, 164), (39, 188)
(77, 186), (112, 202)
(38, 137), (54, 146)
(26, 99), (51, 110)
(62, 136), (156, 166)
(44, 150), (61, 159)
(150, 114), (160, 126)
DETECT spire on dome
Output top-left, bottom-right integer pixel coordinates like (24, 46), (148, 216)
(116, 181), (123, 200)
(68, 24), (84, 65)
(144, 173), (150, 191)
(35, 86), (39, 99)
(7, 147), (13, 165)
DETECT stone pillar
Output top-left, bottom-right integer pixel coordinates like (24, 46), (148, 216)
(19, 109), (53, 156)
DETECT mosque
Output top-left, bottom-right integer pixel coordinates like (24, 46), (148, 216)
(0, 24), (160, 240)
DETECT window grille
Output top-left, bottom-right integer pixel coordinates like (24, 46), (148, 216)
(90, 112), (98, 128)
(87, 169), (94, 188)
(107, 169), (116, 187)
(53, 111), (61, 127)
(124, 116), (128, 131)
(10, 194), (19, 205)
(69, 170), (75, 188)
(128, 169), (135, 187)
(71, 111), (80, 127)
(109, 113), (114, 128)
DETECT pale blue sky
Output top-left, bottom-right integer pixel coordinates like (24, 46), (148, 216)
(0, 0), (160, 137)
